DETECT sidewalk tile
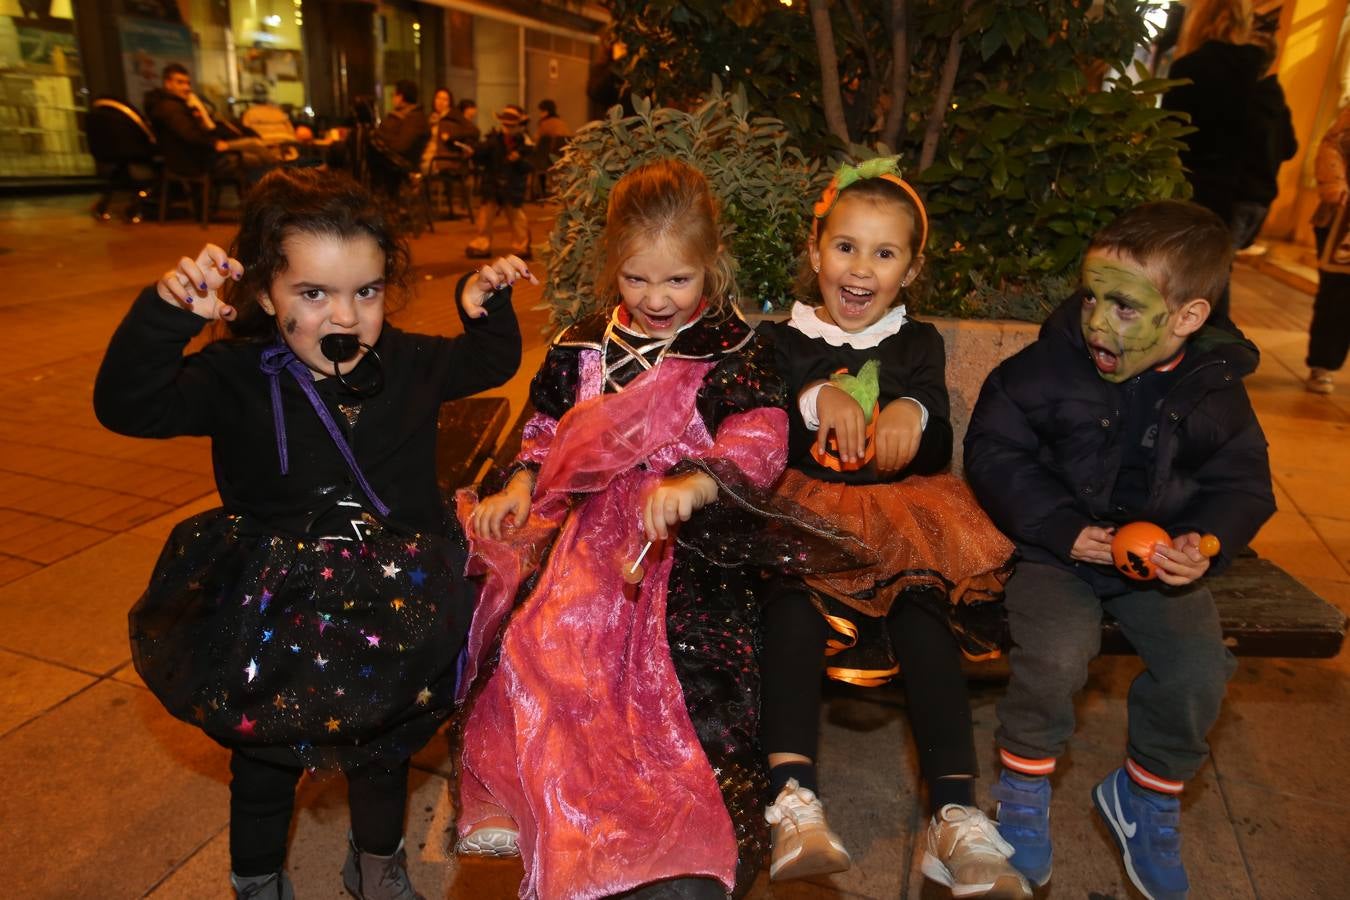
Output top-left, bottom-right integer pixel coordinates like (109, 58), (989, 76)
(0, 532), (160, 673)
(1309, 516), (1350, 574)
(1220, 781), (1350, 900)
(0, 679), (228, 898)
(1250, 510), (1347, 582)
(0, 649), (95, 737)
(0, 553), (40, 587)
(1211, 659), (1350, 803)
(0, 514), (111, 564)
(1272, 468), (1350, 522)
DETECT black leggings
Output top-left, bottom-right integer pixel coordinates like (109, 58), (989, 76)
(761, 582), (977, 792)
(229, 750), (410, 877)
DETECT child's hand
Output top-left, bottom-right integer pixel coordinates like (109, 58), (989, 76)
(874, 398), (923, 474)
(1070, 525), (1116, 566)
(461, 255), (537, 319)
(816, 383), (868, 465)
(156, 243), (242, 320)
(1152, 531), (1211, 586)
(642, 471), (718, 541)
(469, 470), (534, 540)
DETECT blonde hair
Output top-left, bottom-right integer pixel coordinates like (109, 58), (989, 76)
(596, 158), (737, 315)
(1176, 0), (1252, 58)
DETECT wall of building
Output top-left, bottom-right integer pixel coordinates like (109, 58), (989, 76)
(1265, 0), (1350, 243)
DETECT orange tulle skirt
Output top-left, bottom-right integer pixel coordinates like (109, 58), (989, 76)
(775, 469), (1015, 679)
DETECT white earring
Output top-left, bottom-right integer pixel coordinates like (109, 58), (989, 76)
(812, 264), (820, 273)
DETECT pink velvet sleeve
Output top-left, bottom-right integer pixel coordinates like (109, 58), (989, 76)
(703, 406), (789, 489)
(515, 411), (558, 469)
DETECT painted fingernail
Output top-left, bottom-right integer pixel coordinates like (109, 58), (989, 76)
(233, 272), (241, 280)
(220, 263), (230, 272)
(183, 296), (194, 305)
(199, 282), (207, 290)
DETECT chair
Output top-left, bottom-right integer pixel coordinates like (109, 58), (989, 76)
(367, 133), (435, 237)
(85, 98), (160, 224)
(428, 153), (475, 220)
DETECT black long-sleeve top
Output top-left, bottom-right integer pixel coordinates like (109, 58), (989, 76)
(94, 279), (520, 535)
(761, 316), (953, 484)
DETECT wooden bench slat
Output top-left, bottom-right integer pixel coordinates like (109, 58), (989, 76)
(1098, 556), (1347, 659)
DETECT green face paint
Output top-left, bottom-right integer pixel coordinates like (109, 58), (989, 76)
(1079, 252), (1183, 383)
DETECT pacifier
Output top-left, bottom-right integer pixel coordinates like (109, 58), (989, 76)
(319, 333), (383, 397)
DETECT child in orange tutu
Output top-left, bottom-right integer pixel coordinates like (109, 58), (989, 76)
(758, 157), (1028, 898)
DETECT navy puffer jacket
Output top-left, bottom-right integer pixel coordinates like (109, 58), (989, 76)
(964, 296), (1275, 597)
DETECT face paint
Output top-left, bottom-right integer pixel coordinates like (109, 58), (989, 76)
(1079, 250), (1186, 383)
(284, 317), (298, 335)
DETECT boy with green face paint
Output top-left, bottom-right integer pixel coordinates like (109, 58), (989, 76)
(964, 201), (1276, 900)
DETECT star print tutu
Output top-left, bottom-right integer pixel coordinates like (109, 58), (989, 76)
(129, 509), (472, 770)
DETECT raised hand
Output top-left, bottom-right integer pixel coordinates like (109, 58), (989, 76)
(462, 255), (536, 319)
(156, 243), (242, 321)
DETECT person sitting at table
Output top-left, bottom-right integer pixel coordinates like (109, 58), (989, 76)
(144, 63), (248, 180)
(373, 80), (429, 170)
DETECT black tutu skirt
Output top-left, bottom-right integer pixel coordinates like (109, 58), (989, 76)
(129, 509), (473, 770)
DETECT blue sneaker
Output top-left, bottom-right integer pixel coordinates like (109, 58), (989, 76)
(990, 770), (1052, 886)
(1092, 767), (1189, 900)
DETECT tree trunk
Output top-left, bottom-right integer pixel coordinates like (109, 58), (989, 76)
(881, 0), (910, 150)
(808, 0), (851, 145)
(919, 0), (975, 170)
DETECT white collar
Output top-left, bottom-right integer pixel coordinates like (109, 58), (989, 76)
(787, 300), (907, 349)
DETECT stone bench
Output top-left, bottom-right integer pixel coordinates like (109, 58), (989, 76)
(435, 317), (1346, 659)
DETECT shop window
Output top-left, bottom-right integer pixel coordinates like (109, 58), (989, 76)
(0, 4), (93, 178)
(231, 0), (306, 113)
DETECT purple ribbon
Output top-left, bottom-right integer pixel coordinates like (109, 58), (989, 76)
(259, 341), (391, 518)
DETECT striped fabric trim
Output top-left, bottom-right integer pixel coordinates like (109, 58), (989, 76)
(1126, 758), (1184, 794)
(1000, 748), (1056, 776)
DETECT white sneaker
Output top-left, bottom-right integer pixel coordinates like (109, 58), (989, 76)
(920, 804), (1032, 899)
(1308, 368), (1335, 394)
(455, 825), (520, 858)
(764, 778), (851, 881)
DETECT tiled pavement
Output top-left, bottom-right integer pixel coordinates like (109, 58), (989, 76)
(1, 195), (1346, 899)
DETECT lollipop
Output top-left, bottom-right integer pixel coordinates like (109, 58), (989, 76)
(624, 540), (653, 586)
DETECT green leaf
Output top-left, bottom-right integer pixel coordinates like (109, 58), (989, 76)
(980, 27), (1004, 60)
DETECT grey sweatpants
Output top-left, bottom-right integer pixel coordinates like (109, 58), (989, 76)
(996, 562), (1237, 783)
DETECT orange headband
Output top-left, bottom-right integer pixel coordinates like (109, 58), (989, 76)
(811, 158), (929, 252)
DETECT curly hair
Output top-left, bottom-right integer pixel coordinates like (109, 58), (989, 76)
(222, 168), (411, 339)
(596, 158), (738, 316)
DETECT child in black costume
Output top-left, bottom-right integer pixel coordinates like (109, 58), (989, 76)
(93, 167), (524, 900)
(759, 158), (1027, 899)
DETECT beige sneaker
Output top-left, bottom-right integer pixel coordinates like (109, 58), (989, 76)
(1308, 368), (1335, 394)
(764, 779), (851, 881)
(455, 825), (520, 858)
(920, 804), (1032, 899)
